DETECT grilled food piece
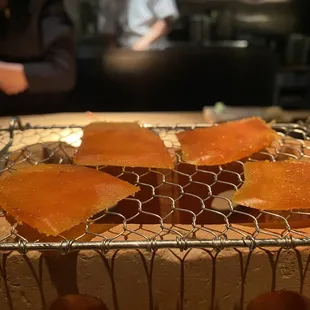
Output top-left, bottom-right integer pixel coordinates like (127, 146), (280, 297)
(0, 164), (139, 236)
(74, 122), (174, 169)
(233, 161), (310, 210)
(176, 117), (278, 166)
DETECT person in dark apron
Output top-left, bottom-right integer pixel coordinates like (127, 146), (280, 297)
(0, 0), (75, 116)
(98, 0), (179, 51)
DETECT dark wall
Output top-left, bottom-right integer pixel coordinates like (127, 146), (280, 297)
(73, 47), (278, 113)
(0, 46), (278, 116)
(295, 0), (310, 35)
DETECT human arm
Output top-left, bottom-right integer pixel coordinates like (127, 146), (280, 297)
(0, 0), (76, 95)
(132, 18), (173, 51)
(132, 0), (179, 51)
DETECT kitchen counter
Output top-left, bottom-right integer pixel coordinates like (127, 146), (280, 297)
(0, 111), (205, 128)
(1, 109), (309, 128)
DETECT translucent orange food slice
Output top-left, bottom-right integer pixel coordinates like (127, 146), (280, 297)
(74, 122), (174, 169)
(233, 161), (310, 210)
(0, 165), (139, 236)
(176, 118), (278, 166)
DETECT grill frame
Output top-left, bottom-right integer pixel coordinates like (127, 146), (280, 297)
(0, 116), (310, 254)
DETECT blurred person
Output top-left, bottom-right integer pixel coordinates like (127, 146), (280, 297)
(98, 0), (179, 51)
(0, 0), (75, 114)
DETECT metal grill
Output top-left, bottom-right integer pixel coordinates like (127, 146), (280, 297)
(0, 116), (310, 253)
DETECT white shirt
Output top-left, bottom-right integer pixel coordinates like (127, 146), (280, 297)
(98, 0), (179, 49)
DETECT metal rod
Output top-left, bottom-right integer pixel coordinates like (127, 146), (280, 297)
(0, 238), (309, 253)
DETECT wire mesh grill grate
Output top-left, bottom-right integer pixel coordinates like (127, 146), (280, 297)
(0, 117), (310, 253)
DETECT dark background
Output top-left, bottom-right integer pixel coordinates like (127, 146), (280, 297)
(6, 0), (310, 115)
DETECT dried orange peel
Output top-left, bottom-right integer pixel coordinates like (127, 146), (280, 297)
(0, 164), (139, 236)
(177, 117), (278, 166)
(233, 161), (310, 210)
(74, 122), (174, 169)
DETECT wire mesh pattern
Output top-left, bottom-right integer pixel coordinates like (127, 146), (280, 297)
(0, 117), (310, 253)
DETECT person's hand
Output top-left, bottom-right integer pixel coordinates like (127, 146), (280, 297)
(132, 39), (150, 51)
(0, 62), (28, 95)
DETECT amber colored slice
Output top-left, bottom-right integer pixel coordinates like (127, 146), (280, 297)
(233, 161), (310, 210)
(74, 122), (174, 169)
(176, 117), (278, 166)
(0, 164), (139, 236)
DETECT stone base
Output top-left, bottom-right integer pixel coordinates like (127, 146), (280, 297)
(1, 224), (310, 310)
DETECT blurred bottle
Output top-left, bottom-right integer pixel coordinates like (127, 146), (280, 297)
(190, 14), (211, 45)
(286, 33), (310, 65)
